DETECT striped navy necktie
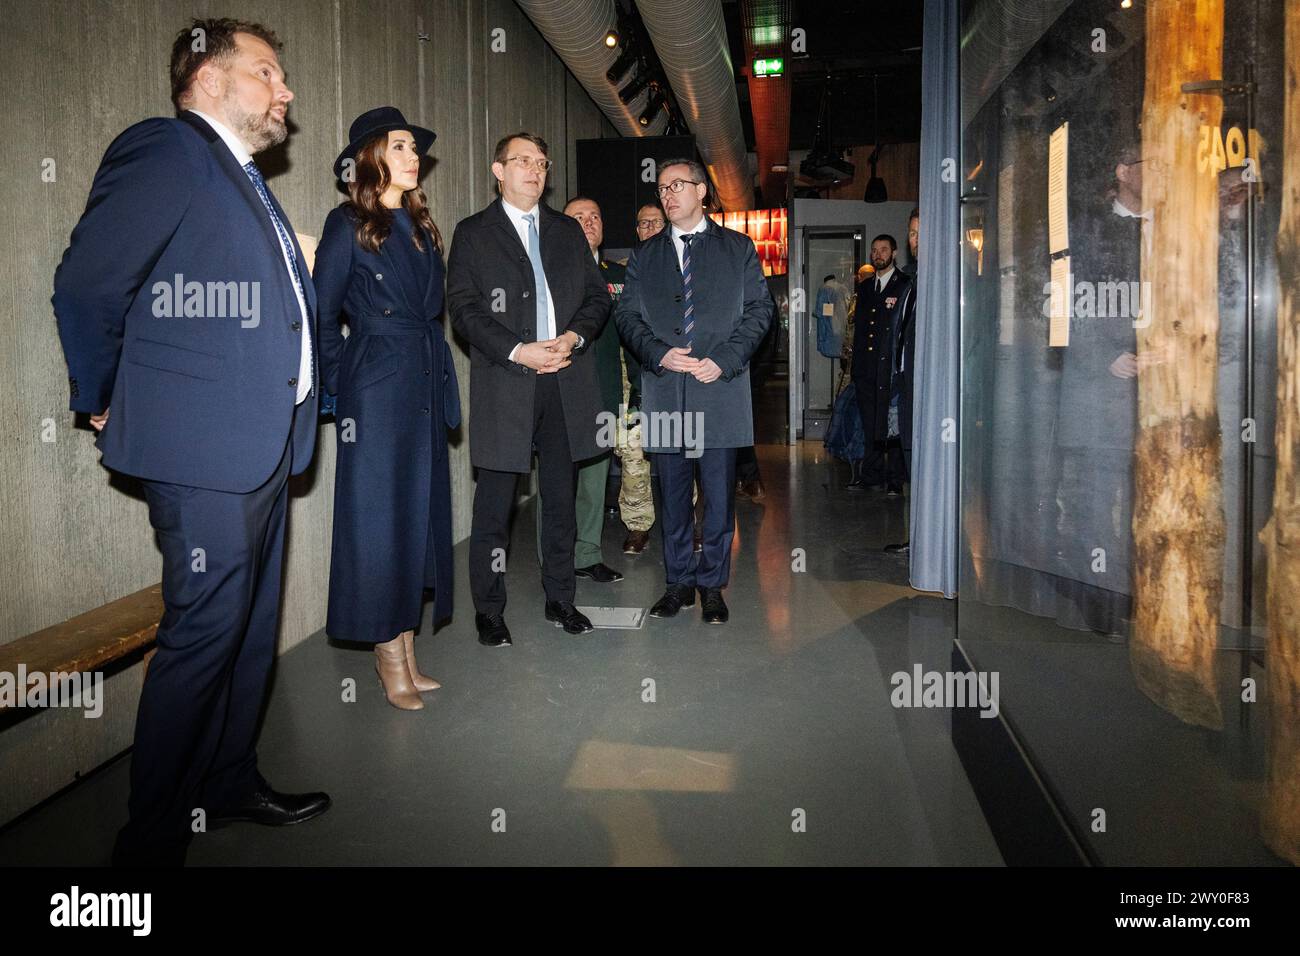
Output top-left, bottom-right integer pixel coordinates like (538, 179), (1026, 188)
(681, 233), (696, 348)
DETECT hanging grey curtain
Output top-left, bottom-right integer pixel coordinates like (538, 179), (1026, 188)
(909, 0), (960, 597)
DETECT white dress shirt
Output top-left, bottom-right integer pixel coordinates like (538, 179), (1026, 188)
(874, 264), (895, 293)
(1113, 198), (1154, 257)
(670, 213), (709, 271)
(190, 109), (312, 405)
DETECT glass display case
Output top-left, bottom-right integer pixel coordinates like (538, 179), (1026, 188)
(954, 0), (1294, 866)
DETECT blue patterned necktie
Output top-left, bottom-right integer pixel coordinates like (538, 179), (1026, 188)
(242, 159), (313, 395)
(681, 233), (696, 349)
(523, 213), (549, 342)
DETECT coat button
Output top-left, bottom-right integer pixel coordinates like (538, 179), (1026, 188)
(673, 328), (681, 335)
(523, 290), (531, 298)
(422, 407), (429, 414)
(423, 368), (430, 376)
(383, 309), (391, 316)
(291, 321), (301, 331)
(288, 377), (298, 387)
(374, 273), (383, 280)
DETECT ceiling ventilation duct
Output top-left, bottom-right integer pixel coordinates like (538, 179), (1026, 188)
(636, 0), (754, 212)
(515, 0), (669, 136)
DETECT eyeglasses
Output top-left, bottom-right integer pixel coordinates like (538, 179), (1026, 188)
(637, 218), (665, 229)
(505, 155), (553, 172)
(655, 179), (701, 197)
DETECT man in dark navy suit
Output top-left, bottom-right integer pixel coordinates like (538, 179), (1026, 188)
(615, 159), (773, 625)
(52, 18), (330, 866)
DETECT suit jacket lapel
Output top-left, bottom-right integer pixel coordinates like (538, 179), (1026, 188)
(491, 198), (536, 295)
(178, 112), (289, 292)
(490, 197), (527, 253)
(537, 205), (568, 289)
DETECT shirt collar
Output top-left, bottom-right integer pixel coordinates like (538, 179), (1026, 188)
(671, 215), (709, 243)
(1113, 198), (1152, 221)
(188, 109), (253, 167)
(501, 197), (540, 222)
(876, 265), (895, 286)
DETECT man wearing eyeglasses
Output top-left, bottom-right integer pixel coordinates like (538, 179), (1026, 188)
(635, 204), (666, 243)
(615, 159), (773, 625)
(447, 132), (611, 645)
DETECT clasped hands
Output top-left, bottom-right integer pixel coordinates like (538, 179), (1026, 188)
(661, 347), (722, 384)
(515, 330), (580, 374)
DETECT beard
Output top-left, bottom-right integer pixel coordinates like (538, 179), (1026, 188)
(223, 87), (287, 154)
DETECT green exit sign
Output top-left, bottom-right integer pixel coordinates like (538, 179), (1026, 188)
(753, 57), (784, 77)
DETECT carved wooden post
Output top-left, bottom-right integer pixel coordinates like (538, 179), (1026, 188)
(1130, 0), (1225, 729)
(1259, 0), (1300, 867)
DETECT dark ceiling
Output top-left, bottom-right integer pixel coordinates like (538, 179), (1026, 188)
(722, 0), (924, 151)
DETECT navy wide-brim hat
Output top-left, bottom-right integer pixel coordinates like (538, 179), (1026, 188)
(334, 106), (435, 180)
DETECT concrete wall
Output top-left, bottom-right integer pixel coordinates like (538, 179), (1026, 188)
(0, 0), (614, 826)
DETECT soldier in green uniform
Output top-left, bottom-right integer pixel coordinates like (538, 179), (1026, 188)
(534, 197), (626, 582)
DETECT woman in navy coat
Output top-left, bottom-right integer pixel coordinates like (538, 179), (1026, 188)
(315, 107), (460, 711)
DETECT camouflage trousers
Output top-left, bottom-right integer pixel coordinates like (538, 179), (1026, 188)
(616, 353), (654, 532)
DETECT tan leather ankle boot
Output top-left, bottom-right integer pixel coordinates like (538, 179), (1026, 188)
(401, 630), (441, 691)
(375, 636), (423, 710)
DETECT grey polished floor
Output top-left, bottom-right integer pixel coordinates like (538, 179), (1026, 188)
(0, 436), (1002, 866)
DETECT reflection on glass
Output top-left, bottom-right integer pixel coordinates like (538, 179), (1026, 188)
(957, 0), (1295, 865)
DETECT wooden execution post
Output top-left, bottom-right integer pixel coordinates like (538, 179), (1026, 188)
(1259, 0), (1300, 867)
(1130, 0), (1226, 730)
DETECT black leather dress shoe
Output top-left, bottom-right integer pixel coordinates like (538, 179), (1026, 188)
(475, 612), (512, 646)
(885, 484), (903, 497)
(649, 584), (696, 618)
(846, 478), (868, 493)
(884, 541), (910, 554)
(575, 562), (624, 583)
(210, 780), (331, 828)
(699, 587), (729, 624)
(545, 601), (594, 634)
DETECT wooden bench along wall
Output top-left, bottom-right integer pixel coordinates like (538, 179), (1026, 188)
(0, 584), (163, 710)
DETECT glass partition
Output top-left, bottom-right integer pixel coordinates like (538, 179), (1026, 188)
(956, 0), (1294, 865)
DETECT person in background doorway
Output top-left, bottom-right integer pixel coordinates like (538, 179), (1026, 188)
(849, 234), (911, 495)
(885, 209), (920, 553)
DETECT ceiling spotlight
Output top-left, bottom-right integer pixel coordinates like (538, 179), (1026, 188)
(604, 29), (620, 48)
(639, 85), (666, 126)
(606, 41), (637, 84)
(619, 70), (651, 105)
